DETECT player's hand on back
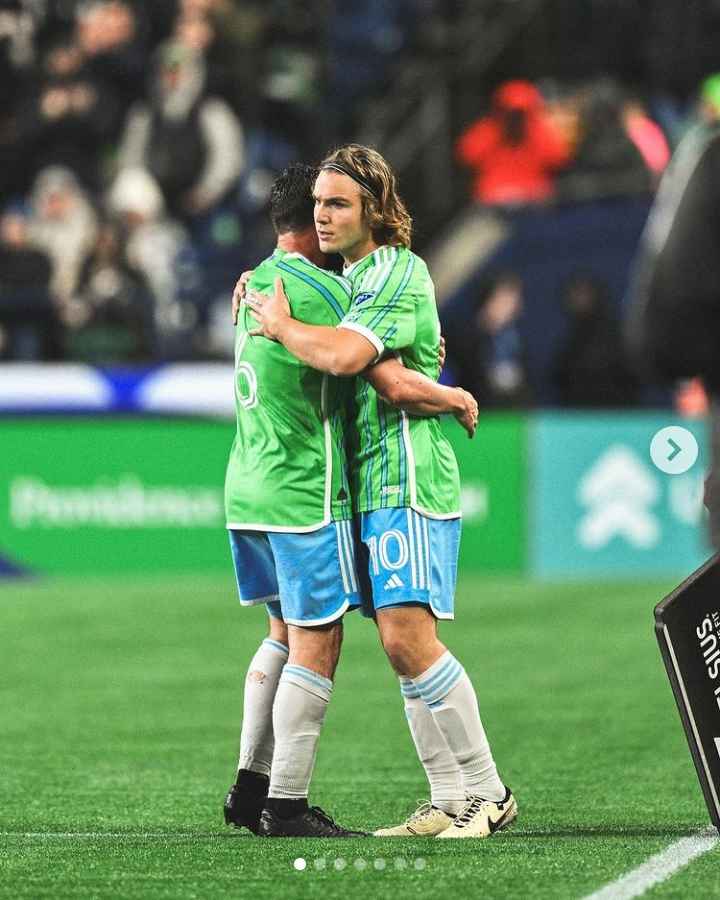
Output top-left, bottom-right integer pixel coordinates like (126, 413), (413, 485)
(246, 277), (291, 340)
(439, 335), (446, 371)
(232, 270), (254, 324)
(453, 387), (479, 438)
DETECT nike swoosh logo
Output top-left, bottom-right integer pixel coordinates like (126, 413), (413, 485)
(488, 803), (515, 834)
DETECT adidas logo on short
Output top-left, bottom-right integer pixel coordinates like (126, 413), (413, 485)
(384, 573), (404, 590)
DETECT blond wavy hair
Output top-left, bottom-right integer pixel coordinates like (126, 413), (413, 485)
(320, 144), (412, 248)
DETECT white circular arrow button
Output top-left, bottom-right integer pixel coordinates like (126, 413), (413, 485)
(650, 426), (699, 475)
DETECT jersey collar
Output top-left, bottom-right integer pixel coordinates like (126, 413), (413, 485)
(342, 245), (390, 278)
(272, 246), (312, 266)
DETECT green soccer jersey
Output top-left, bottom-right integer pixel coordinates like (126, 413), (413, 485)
(340, 245), (461, 518)
(224, 249), (353, 531)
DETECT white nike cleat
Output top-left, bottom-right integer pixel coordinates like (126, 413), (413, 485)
(374, 800), (455, 837)
(436, 788), (517, 839)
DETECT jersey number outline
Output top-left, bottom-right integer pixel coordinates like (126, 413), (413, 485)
(367, 529), (409, 575)
(235, 332), (258, 409)
(236, 361), (258, 409)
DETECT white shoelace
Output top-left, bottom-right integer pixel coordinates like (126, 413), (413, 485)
(407, 800), (436, 823)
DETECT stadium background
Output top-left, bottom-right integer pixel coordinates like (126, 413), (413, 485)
(2, 2), (720, 898)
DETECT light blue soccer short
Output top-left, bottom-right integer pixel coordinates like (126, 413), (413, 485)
(356, 508), (461, 620)
(228, 520), (360, 626)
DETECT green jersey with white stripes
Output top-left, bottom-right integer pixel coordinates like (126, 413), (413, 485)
(340, 245), (461, 518)
(224, 249), (353, 531)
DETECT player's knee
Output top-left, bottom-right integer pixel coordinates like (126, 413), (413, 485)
(288, 620), (342, 679)
(268, 618), (288, 645)
(380, 630), (415, 673)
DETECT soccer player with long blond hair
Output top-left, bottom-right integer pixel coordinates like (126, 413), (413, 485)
(246, 144), (516, 839)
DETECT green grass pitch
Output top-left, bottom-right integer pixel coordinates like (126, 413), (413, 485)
(1, 571), (719, 899)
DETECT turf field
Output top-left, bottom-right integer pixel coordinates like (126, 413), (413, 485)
(1, 572), (718, 899)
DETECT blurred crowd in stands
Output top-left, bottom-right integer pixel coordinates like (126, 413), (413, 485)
(455, 77), (673, 206)
(0, 0), (424, 363)
(448, 71), (720, 409)
(0, 0), (717, 413)
(444, 269), (640, 410)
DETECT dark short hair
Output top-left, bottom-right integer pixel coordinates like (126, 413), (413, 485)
(270, 163), (318, 234)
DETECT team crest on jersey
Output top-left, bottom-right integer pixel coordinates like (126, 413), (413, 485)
(354, 291), (375, 306)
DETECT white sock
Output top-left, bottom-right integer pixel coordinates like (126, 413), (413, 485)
(413, 652), (505, 802)
(268, 664), (332, 799)
(400, 677), (465, 816)
(237, 638), (288, 776)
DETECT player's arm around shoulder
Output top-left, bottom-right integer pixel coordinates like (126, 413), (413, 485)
(246, 276), (379, 377)
(365, 356), (479, 438)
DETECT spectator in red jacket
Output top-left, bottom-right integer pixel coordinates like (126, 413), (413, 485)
(456, 80), (571, 206)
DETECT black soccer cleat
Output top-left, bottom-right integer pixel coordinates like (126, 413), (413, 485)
(223, 773), (269, 834)
(257, 805), (368, 838)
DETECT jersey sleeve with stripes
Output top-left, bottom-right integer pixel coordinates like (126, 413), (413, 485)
(338, 247), (417, 359)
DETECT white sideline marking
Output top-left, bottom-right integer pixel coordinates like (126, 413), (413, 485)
(583, 830), (719, 900)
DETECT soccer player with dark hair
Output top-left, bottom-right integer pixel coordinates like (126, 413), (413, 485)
(247, 145), (516, 839)
(223, 162), (479, 838)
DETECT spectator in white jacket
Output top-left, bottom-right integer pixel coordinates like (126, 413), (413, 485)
(117, 41), (244, 220)
(28, 166), (98, 308)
